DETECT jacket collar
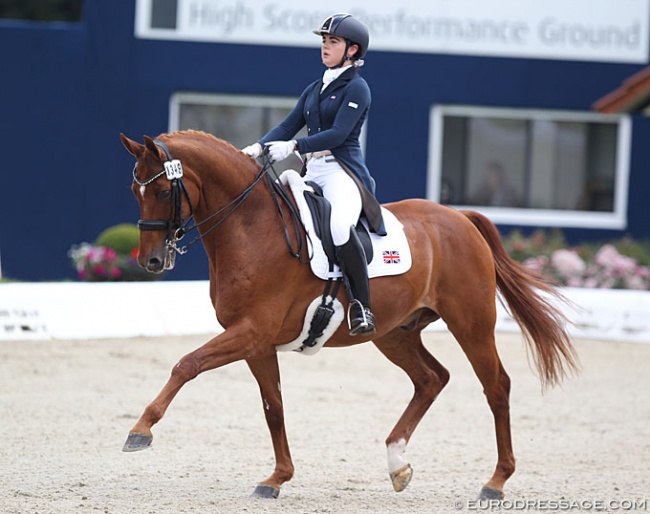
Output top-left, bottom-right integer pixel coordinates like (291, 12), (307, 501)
(319, 66), (358, 98)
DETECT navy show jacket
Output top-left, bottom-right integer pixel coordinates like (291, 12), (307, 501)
(259, 67), (376, 195)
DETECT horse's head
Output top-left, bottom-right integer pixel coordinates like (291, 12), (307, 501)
(120, 133), (198, 273)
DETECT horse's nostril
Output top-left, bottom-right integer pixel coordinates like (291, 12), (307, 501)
(146, 257), (163, 272)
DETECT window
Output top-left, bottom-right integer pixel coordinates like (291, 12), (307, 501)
(428, 105), (631, 229)
(170, 92), (308, 147)
(0, 0), (83, 22)
(170, 92), (310, 174)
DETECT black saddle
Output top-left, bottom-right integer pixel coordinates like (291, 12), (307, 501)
(303, 181), (373, 266)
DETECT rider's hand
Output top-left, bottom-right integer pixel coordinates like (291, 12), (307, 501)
(265, 140), (297, 162)
(241, 143), (262, 158)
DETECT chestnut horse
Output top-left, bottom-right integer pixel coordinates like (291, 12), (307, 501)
(120, 130), (578, 500)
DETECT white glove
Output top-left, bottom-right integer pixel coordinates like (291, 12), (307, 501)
(265, 140), (297, 162)
(241, 142), (262, 158)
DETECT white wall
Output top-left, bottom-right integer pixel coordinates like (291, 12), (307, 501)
(0, 282), (220, 341)
(1, 281), (648, 343)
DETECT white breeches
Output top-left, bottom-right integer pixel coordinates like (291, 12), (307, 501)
(304, 157), (362, 246)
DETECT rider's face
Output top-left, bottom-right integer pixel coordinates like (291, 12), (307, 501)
(321, 35), (357, 68)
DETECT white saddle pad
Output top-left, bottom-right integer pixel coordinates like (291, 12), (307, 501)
(278, 170), (412, 280)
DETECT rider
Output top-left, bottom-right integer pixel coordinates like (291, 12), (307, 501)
(242, 13), (381, 336)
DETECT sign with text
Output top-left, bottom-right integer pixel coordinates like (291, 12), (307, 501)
(135, 0), (650, 63)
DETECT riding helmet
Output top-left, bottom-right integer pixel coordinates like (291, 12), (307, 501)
(313, 13), (369, 59)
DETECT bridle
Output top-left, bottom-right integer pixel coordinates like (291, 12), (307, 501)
(132, 139), (305, 270)
(132, 140), (195, 270)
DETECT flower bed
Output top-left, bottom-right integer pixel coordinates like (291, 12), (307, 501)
(503, 230), (650, 290)
(68, 224), (161, 282)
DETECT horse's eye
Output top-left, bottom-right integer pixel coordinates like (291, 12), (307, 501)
(159, 189), (171, 201)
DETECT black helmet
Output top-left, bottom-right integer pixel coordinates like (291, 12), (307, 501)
(313, 13), (369, 59)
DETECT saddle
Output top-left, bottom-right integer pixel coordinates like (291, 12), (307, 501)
(278, 169), (411, 280)
(303, 180), (373, 267)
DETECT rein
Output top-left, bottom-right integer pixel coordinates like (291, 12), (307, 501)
(264, 161), (311, 263)
(132, 140), (308, 267)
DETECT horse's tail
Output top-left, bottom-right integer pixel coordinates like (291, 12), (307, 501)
(461, 210), (579, 389)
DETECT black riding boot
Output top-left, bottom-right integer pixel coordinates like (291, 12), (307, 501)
(335, 228), (376, 336)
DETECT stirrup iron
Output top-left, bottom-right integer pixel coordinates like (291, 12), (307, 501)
(346, 299), (375, 336)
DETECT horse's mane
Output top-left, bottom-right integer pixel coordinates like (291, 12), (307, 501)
(155, 130), (260, 172)
(159, 129), (233, 148)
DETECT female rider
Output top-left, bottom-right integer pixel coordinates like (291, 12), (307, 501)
(242, 13), (382, 336)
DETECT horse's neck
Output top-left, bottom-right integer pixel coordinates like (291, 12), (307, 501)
(190, 150), (284, 267)
(191, 146), (260, 207)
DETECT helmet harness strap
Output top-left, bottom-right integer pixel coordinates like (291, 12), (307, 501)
(336, 40), (352, 69)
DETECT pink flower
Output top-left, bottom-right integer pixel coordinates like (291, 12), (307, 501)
(594, 244), (619, 267)
(594, 245), (638, 276)
(567, 276), (584, 287)
(624, 275), (648, 290)
(103, 247), (118, 261)
(523, 255), (548, 273)
(87, 247), (102, 263)
(551, 249), (586, 278)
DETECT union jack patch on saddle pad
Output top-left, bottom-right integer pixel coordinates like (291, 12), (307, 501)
(383, 250), (401, 264)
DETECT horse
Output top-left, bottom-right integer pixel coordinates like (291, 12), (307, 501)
(119, 130), (578, 500)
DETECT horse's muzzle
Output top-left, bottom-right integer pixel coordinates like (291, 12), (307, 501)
(141, 245), (176, 273)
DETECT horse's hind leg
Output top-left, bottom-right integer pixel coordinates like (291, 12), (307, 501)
(373, 329), (450, 492)
(445, 313), (515, 500)
(246, 354), (294, 499)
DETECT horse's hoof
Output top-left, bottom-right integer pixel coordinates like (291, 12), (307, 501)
(389, 464), (413, 492)
(122, 433), (153, 452)
(479, 485), (504, 500)
(251, 484), (280, 499)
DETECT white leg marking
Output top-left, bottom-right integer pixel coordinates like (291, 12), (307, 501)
(387, 438), (408, 474)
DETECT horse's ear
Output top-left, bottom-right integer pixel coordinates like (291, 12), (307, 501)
(120, 133), (145, 158)
(143, 135), (165, 162)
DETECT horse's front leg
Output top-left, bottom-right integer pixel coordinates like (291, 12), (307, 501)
(247, 353), (294, 499)
(122, 326), (258, 452)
